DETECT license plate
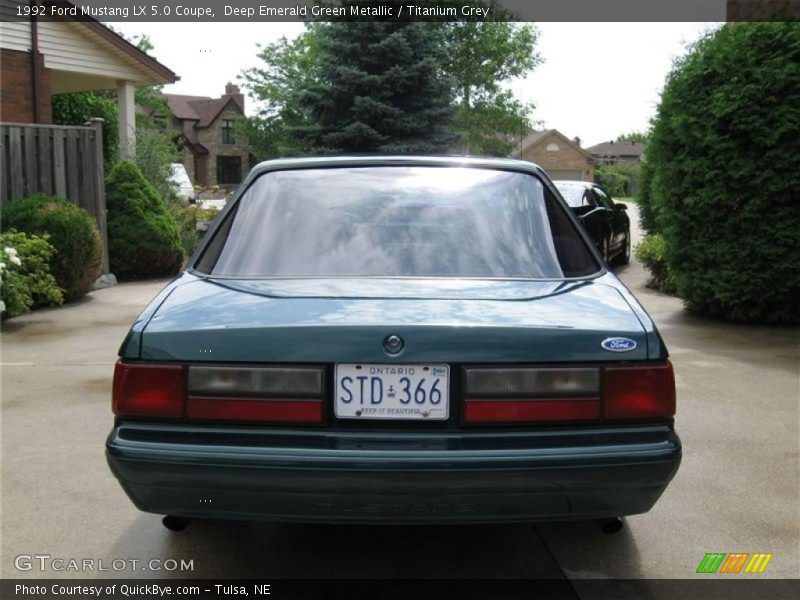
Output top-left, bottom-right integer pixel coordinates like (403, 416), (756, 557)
(334, 364), (450, 420)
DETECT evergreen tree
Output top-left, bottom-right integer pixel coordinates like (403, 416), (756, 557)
(289, 18), (458, 153)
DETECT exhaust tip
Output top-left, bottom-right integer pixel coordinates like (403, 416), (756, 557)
(162, 516), (191, 532)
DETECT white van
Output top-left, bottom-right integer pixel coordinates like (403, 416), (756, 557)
(169, 163), (197, 203)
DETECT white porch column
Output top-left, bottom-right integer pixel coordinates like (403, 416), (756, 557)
(117, 80), (136, 160)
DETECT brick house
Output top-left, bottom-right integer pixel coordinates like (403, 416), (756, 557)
(513, 129), (594, 181)
(585, 141), (646, 168)
(0, 0), (177, 159)
(161, 85), (251, 188)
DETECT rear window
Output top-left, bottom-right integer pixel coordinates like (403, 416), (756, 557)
(195, 166), (599, 279)
(555, 183), (591, 208)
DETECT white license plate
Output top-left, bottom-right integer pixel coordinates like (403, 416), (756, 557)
(334, 364), (450, 421)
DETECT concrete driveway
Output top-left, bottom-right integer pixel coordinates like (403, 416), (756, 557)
(2, 204), (798, 588)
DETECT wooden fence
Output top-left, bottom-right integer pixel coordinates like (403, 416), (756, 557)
(0, 120), (109, 272)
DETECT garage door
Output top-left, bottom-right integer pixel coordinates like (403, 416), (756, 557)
(547, 170), (583, 181)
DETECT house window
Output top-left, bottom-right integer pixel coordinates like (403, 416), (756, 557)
(217, 156), (242, 185)
(221, 119), (235, 145)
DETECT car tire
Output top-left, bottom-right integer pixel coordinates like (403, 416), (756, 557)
(614, 233), (631, 266)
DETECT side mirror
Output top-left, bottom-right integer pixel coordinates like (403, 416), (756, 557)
(615, 202), (628, 210)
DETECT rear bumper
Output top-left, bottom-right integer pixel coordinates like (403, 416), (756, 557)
(106, 422), (681, 524)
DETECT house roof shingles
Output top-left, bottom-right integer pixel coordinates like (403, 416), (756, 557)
(586, 141), (646, 158)
(165, 93), (244, 128)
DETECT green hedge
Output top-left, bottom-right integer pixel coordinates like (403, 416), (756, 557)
(106, 161), (184, 279)
(1, 231), (64, 318)
(1, 195), (102, 301)
(636, 159), (658, 234)
(646, 23), (800, 323)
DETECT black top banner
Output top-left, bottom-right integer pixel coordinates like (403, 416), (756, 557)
(3, 0), (800, 22)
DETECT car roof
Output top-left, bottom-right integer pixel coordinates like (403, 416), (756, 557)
(247, 155), (550, 181)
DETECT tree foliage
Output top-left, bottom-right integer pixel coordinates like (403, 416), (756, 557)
(134, 127), (180, 201)
(616, 131), (649, 144)
(646, 22), (800, 323)
(52, 91), (119, 168)
(442, 21), (540, 155)
(241, 28), (321, 157)
(242, 16), (540, 157)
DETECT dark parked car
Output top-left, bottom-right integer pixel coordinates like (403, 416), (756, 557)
(554, 180), (631, 265)
(107, 156), (680, 531)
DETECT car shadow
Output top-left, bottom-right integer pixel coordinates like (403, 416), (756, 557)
(106, 514), (647, 593)
(110, 516), (559, 579)
(534, 520), (656, 600)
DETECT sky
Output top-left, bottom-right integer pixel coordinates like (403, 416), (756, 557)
(112, 21), (720, 148)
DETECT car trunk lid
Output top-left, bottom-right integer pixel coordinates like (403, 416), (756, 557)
(139, 276), (649, 363)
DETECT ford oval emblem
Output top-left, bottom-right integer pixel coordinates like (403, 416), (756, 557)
(601, 337), (638, 352)
(383, 335), (404, 355)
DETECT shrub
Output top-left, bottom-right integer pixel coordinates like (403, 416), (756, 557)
(635, 234), (677, 295)
(647, 23), (800, 323)
(595, 164), (636, 197)
(1, 195), (103, 301)
(166, 200), (220, 257)
(105, 161), (184, 279)
(1, 231), (64, 318)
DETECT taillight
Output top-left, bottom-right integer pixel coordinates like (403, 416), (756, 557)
(186, 399), (322, 423)
(604, 362), (675, 419)
(463, 367), (601, 423)
(112, 361), (324, 423)
(463, 362), (675, 423)
(187, 365), (323, 396)
(465, 367), (600, 396)
(113, 362), (185, 418)
(464, 399), (601, 423)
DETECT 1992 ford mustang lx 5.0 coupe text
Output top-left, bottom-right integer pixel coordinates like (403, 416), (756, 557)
(107, 156), (680, 529)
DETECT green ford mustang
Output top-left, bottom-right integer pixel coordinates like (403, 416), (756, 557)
(106, 156), (680, 530)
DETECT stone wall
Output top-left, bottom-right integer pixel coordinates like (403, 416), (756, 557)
(195, 106), (249, 187)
